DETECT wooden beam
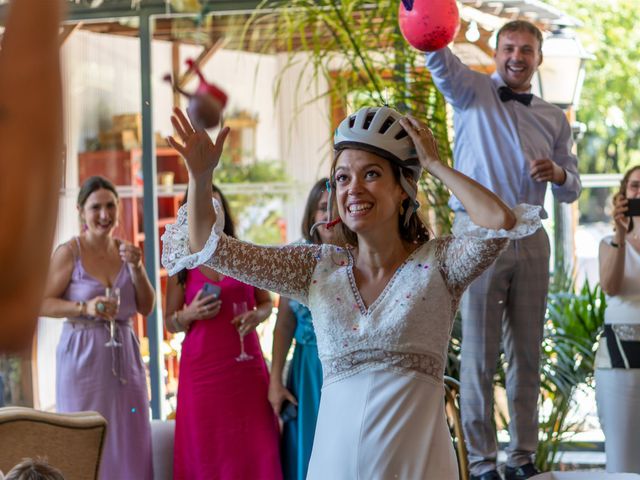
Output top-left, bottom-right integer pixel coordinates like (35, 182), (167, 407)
(177, 36), (226, 90)
(59, 22), (83, 46)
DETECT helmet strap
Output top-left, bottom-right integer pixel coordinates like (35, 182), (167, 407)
(398, 173), (420, 227)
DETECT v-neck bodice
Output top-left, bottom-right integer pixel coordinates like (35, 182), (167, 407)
(63, 237), (137, 321)
(345, 246), (422, 315)
(307, 241), (456, 385)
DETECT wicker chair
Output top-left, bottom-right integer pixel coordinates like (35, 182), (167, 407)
(0, 407), (106, 480)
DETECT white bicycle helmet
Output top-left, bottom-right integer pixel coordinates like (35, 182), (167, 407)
(334, 106), (422, 226)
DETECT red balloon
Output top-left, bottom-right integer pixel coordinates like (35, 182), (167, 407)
(398, 0), (459, 52)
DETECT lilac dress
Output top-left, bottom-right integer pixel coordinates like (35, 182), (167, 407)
(56, 237), (153, 480)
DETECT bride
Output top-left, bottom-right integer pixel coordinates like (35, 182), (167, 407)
(162, 105), (540, 479)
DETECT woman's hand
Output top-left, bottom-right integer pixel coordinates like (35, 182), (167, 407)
(612, 193), (631, 238)
(232, 309), (263, 337)
(268, 379), (298, 415)
(401, 115), (515, 231)
(167, 107), (230, 180)
(400, 115), (442, 172)
(181, 289), (222, 325)
(87, 295), (117, 320)
(119, 242), (143, 269)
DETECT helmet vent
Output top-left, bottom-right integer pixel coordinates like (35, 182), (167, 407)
(379, 117), (395, 134)
(395, 129), (409, 140)
(348, 115), (356, 128)
(363, 112), (376, 130)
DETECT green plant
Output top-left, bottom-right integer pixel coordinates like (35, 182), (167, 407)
(242, 0), (454, 233)
(216, 158), (289, 184)
(448, 270), (606, 471)
(535, 273), (606, 471)
(489, 271), (606, 471)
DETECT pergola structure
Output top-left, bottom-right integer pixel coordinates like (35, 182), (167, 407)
(0, 0), (579, 419)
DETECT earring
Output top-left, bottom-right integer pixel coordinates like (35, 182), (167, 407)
(400, 202), (405, 216)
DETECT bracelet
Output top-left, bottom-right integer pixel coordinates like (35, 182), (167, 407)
(172, 311), (189, 333)
(171, 311), (182, 332)
(610, 241), (619, 248)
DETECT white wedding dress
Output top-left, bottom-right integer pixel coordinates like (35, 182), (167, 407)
(162, 202), (540, 480)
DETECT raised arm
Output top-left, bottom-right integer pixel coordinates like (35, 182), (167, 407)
(167, 108), (228, 253)
(0, 0), (63, 351)
(599, 195), (630, 296)
(163, 108), (323, 303)
(424, 47), (479, 109)
(119, 242), (155, 316)
(400, 115), (516, 231)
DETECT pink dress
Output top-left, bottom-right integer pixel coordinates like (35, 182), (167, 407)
(173, 268), (282, 480)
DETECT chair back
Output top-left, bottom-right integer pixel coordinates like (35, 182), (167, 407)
(444, 376), (469, 480)
(0, 407), (106, 480)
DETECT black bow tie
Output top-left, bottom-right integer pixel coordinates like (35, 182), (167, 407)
(499, 86), (533, 106)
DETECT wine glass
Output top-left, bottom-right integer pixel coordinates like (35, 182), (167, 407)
(233, 301), (253, 362)
(104, 287), (122, 348)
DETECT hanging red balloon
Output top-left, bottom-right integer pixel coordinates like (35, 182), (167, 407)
(398, 0), (460, 52)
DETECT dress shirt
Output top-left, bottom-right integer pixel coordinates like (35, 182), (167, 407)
(425, 47), (581, 217)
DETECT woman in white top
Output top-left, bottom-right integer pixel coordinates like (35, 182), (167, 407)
(162, 106), (540, 479)
(596, 165), (640, 474)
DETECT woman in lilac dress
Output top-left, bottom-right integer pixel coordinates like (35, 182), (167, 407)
(41, 176), (156, 480)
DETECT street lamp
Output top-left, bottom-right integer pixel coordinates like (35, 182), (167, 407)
(537, 28), (591, 110)
(535, 28), (592, 274)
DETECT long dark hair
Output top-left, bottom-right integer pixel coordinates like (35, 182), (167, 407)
(617, 165), (640, 233)
(328, 150), (430, 246)
(176, 184), (235, 285)
(302, 178), (330, 244)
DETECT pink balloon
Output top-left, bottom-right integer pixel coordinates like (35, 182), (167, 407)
(399, 0), (460, 52)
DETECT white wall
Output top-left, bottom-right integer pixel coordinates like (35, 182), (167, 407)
(37, 30), (333, 409)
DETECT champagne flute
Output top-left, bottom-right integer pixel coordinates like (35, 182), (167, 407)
(104, 287), (122, 348)
(233, 301), (253, 362)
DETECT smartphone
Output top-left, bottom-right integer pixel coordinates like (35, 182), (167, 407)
(625, 198), (640, 217)
(280, 401), (298, 423)
(201, 283), (221, 300)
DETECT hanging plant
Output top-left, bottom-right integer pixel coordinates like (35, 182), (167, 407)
(242, 0), (454, 234)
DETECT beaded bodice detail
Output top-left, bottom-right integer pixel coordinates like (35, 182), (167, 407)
(162, 201), (541, 384)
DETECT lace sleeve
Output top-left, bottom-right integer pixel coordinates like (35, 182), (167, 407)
(161, 202), (321, 303)
(436, 204), (542, 297)
(435, 236), (509, 298)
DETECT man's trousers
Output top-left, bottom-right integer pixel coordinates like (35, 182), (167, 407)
(458, 226), (550, 476)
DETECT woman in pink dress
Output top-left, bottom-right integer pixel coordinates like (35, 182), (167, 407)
(164, 184), (281, 480)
